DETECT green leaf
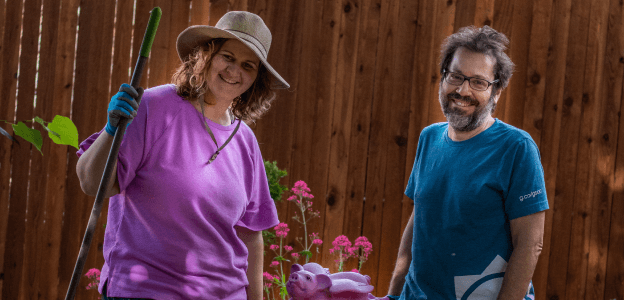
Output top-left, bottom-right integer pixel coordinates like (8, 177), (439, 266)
(300, 250), (312, 258)
(12, 122), (43, 154)
(0, 125), (17, 143)
(47, 115), (79, 149)
(34, 116), (61, 138)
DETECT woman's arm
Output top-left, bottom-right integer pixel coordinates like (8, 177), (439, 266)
(76, 132), (120, 197)
(236, 226), (264, 300)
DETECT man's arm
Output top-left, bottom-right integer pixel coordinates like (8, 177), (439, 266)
(236, 226), (264, 300)
(387, 210), (414, 296)
(497, 211), (545, 300)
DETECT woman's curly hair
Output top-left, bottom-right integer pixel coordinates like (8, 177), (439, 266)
(172, 38), (276, 123)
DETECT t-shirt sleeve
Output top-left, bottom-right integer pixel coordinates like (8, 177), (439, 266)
(405, 128), (428, 202)
(236, 138), (279, 232)
(504, 138), (549, 220)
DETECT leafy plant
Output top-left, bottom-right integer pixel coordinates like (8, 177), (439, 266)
(262, 160), (288, 247)
(263, 180), (374, 300)
(264, 160), (288, 202)
(1, 115), (79, 153)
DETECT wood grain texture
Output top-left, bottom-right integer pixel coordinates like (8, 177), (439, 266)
(0, 0), (23, 297)
(1, 1), (623, 299)
(3, 0), (41, 298)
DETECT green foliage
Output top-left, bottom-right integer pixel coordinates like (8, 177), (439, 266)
(1, 115), (79, 154)
(264, 160), (288, 202)
(262, 160), (288, 247)
(262, 230), (277, 247)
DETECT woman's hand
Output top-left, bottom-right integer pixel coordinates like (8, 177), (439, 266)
(106, 83), (142, 136)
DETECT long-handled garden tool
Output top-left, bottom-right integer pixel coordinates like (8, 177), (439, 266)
(64, 7), (161, 300)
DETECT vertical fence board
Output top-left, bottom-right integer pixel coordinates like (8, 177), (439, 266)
(0, 0), (23, 296)
(402, 0), (438, 232)
(289, 0), (340, 273)
(321, 0), (359, 271)
(474, 0), (495, 26)
(20, 0), (64, 298)
(453, 0), (476, 29)
(375, 0), (417, 294)
(46, 0), (81, 297)
(57, 1), (116, 299)
(111, 0), (134, 92)
(360, 0), (398, 289)
(52, 0), (80, 298)
(603, 3), (624, 299)
(567, 0), (610, 299)
(547, 0), (591, 299)
(540, 0), (571, 298)
(425, 0), (455, 125)
(339, 0), (381, 268)
(164, 0), (190, 83)
(148, 0), (173, 87)
(490, 0), (513, 122)
(584, 0), (624, 296)
(503, 0), (532, 128)
(524, 0), (554, 297)
(3, 0), (42, 299)
(133, 0), (154, 89)
(190, 0), (210, 26)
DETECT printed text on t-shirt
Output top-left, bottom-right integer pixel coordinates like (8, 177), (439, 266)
(519, 189), (542, 201)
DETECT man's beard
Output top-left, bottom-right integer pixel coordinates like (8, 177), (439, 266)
(439, 88), (496, 132)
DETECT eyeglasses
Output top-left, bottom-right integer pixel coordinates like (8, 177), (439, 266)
(443, 70), (499, 91)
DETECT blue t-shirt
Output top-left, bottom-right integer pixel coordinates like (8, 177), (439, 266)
(401, 119), (549, 300)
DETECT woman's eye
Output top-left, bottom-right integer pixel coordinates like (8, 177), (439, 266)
(244, 63), (255, 70)
(222, 54), (233, 61)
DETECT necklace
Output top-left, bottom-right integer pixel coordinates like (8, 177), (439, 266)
(198, 97), (241, 164)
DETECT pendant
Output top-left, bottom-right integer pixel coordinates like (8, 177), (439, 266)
(208, 151), (219, 164)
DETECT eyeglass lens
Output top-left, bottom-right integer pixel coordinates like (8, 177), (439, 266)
(446, 72), (490, 91)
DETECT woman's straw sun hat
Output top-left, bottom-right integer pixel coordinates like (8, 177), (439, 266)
(176, 11), (290, 89)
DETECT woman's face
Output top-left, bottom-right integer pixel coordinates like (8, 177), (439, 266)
(205, 39), (260, 102)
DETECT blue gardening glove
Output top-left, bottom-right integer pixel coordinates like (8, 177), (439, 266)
(105, 83), (143, 136)
(386, 295), (400, 300)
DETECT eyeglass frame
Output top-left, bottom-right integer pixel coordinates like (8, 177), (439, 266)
(442, 69), (499, 91)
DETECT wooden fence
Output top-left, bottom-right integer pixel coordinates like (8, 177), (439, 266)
(0, 0), (623, 299)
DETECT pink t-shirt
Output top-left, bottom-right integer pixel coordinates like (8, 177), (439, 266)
(77, 84), (279, 299)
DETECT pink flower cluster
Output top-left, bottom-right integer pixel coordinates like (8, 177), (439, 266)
(350, 236), (373, 259)
(329, 235), (352, 254)
(289, 180), (314, 199)
(274, 223), (289, 238)
(84, 268), (101, 297)
(329, 235), (373, 272)
(263, 271), (279, 288)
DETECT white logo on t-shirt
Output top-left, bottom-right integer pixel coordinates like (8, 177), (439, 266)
(519, 189), (542, 202)
(454, 255), (507, 300)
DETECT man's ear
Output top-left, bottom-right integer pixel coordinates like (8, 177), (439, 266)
(492, 87), (502, 104)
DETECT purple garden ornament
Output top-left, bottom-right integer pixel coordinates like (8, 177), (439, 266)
(286, 263), (389, 300)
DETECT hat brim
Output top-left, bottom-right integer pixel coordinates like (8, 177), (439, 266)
(177, 25), (290, 89)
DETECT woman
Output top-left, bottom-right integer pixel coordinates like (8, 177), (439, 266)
(76, 11), (289, 300)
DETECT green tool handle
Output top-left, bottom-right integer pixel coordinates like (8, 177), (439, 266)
(64, 7), (160, 300)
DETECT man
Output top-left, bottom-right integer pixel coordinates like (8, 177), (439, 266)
(387, 26), (549, 300)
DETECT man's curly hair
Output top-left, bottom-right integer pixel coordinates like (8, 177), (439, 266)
(172, 38), (276, 123)
(439, 25), (515, 94)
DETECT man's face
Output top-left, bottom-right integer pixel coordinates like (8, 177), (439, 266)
(439, 47), (500, 132)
